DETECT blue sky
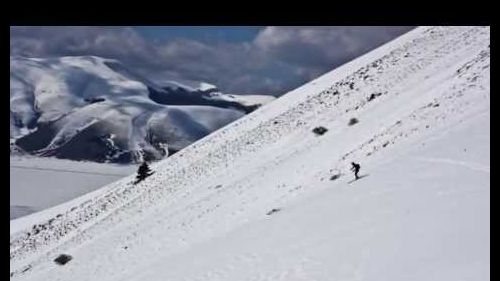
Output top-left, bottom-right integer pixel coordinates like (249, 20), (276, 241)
(10, 26), (414, 95)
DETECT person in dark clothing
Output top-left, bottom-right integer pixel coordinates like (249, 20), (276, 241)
(350, 162), (361, 180)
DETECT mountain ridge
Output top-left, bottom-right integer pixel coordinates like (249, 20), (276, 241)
(10, 55), (274, 163)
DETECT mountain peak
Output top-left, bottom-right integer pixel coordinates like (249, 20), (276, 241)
(10, 55), (274, 163)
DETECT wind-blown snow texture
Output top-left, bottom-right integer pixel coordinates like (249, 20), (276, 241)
(10, 26), (489, 281)
(10, 56), (274, 163)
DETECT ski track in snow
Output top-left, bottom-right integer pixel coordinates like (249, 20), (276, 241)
(10, 26), (490, 280)
(415, 157), (490, 173)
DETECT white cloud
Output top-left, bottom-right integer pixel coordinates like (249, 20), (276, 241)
(254, 26), (414, 68)
(10, 26), (414, 95)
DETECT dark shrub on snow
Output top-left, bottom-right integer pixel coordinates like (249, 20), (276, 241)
(312, 126), (328, 135)
(266, 208), (281, 215)
(348, 118), (359, 126)
(54, 254), (72, 265)
(330, 174), (341, 181)
(367, 92), (383, 101)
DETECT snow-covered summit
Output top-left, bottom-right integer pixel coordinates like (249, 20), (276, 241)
(10, 55), (274, 163)
(197, 82), (218, 92)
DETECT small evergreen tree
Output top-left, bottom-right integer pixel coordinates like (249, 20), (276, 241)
(134, 162), (154, 184)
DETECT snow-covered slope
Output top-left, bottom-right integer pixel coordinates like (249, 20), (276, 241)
(10, 206), (36, 220)
(10, 156), (136, 219)
(10, 26), (489, 280)
(10, 56), (274, 163)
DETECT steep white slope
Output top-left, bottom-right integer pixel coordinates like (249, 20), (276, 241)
(123, 111), (490, 281)
(10, 26), (489, 281)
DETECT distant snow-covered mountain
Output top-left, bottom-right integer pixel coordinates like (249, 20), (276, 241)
(10, 56), (275, 163)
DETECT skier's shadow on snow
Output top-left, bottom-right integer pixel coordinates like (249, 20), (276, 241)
(347, 174), (369, 184)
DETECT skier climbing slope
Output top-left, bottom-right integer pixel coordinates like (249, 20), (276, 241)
(351, 162), (361, 180)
